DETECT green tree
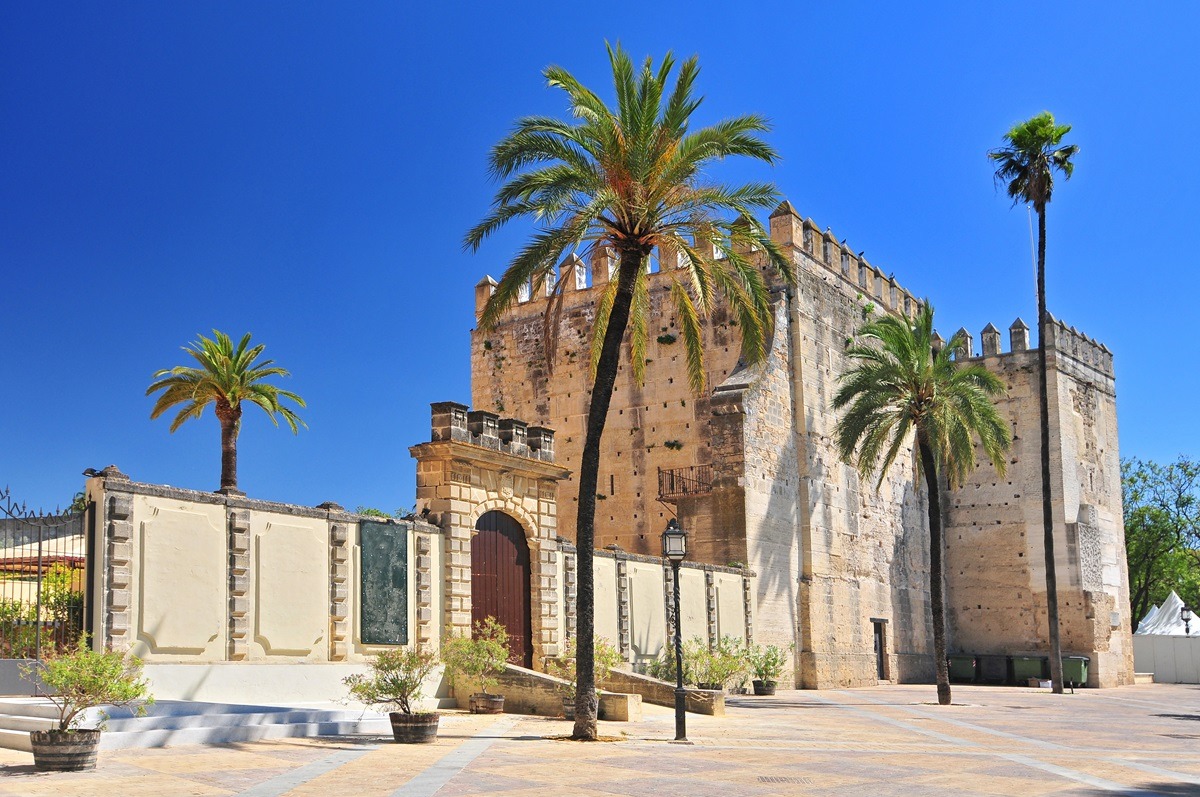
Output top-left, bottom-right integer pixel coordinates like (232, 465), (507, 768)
(833, 304), (1010, 705)
(1123, 456), (1200, 628)
(147, 330), (306, 494)
(465, 44), (792, 739)
(989, 111), (1078, 693)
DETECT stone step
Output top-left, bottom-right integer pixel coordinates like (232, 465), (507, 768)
(1134, 672), (1155, 685)
(0, 699), (393, 752)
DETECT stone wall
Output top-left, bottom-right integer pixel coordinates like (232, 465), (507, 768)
(945, 317), (1133, 687)
(85, 466), (440, 664)
(468, 197), (1132, 689)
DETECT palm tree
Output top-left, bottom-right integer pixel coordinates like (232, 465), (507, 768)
(147, 330), (306, 494)
(989, 112), (1078, 693)
(833, 304), (1010, 705)
(465, 44), (792, 739)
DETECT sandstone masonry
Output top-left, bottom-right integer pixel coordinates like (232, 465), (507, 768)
(471, 200), (1134, 689)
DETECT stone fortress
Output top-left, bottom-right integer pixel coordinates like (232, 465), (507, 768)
(471, 200), (1134, 689)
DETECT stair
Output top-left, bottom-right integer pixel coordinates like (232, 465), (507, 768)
(0, 698), (393, 751)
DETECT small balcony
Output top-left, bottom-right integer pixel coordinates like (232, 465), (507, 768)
(657, 465), (714, 502)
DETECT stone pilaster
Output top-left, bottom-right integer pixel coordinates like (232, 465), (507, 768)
(562, 544), (578, 640)
(104, 492), (133, 652)
(414, 532), (435, 647)
(329, 520), (350, 660)
(742, 573), (755, 644)
(615, 556), (632, 660)
(227, 508), (251, 660)
(533, 538), (560, 661)
(705, 570), (718, 646)
(663, 565), (676, 644)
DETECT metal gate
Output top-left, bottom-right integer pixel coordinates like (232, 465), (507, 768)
(0, 488), (88, 693)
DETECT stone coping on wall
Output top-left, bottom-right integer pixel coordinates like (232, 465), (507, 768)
(90, 469), (442, 534)
(556, 536), (755, 578)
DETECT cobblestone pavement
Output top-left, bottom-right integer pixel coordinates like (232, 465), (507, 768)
(2, 684), (1199, 796)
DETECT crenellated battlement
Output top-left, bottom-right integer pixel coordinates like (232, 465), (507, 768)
(768, 200), (924, 318)
(958, 314), (1114, 380)
(429, 401), (557, 463)
(474, 199), (926, 323)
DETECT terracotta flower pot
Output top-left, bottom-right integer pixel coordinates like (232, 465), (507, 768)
(388, 712), (439, 744)
(469, 693), (505, 714)
(30, 729), (101, 772)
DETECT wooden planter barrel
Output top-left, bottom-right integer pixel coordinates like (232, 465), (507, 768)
(752, 679), (777, 696)
(468, 693), (504, 714)
(388, 712), (439, 744)
(561, 697), (574, 720)
(30, 729), (101, 771)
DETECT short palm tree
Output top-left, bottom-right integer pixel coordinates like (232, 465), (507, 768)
(989, 111), (1078, 693)
(147, 330), (305, 494)
(465, 44), (792, 739)
(833, 304), (1010, 705)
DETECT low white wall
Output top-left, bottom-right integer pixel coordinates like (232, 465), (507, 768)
(142, 662), (452, 708)
(1133, 635), (1200, 684)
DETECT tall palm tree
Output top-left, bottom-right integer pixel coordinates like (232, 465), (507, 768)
(834, 304), (1010, 705)
(147, 330), (305, 494)
(989, 112), (1078, 693)
(465, 44), (792, 739)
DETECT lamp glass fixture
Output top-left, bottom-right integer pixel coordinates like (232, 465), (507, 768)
(662, 519), (687, 562)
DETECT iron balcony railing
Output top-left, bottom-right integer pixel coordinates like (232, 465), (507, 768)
(657, 465), (714, 502)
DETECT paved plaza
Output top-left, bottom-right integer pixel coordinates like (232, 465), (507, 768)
(2, 684), (1199, 796)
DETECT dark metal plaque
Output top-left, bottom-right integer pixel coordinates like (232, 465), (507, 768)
(360, 521), (408, 645)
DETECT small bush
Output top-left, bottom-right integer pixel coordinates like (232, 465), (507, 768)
(24, 641), (152, 730)
(546, 635), (623, 699)
(343, 646), (439, 715)
(442, 617), (509, 696)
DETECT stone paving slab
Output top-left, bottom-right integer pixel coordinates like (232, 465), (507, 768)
(1, 685), (1200, 795)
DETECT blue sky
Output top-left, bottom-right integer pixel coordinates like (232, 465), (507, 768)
(2, 2), (1196, 513)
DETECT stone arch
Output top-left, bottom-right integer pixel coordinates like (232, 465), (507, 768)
(469, 498), (540, 545)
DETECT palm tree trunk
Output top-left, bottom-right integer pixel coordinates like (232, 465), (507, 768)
(917, 433), (951, 706)
(218, 412), (240, 493)
(1036, 205), (1064, 694)
(572, 250), (643, 740)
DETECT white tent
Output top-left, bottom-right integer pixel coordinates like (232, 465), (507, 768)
(1135, 591), (1193, 636)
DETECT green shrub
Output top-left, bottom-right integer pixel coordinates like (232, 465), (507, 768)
(749, 643), (788, 683)
(546, 635), (623, 699)
(343, 646), (439, 715)
(24, 641), (152, 731)
(442, 617), (509, 696)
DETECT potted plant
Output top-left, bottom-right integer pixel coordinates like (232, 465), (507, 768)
(343, 646), (440, 743)
(22, 642), (152, 771)
(750, 643), (787, 696)
(547, 635), (622, 719)
(442, 617), (509, 714)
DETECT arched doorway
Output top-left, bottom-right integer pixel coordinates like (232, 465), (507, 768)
(471, 510), (533, 667)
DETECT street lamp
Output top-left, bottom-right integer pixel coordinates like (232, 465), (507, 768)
(1182, 606), (1193, 636)
(662, 518), (688, 742)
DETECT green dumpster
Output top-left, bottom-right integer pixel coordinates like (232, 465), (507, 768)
(1062, 656), (1090, 686)
(1012, 655), (1048, 682)
(948, 655), (976, 683)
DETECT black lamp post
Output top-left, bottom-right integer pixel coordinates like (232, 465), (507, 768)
(662, 518), (688, 742)
(1182, 606), (1193, 636)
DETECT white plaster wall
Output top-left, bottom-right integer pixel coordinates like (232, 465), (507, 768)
(132, 495), (226, 661)
(628, 560), (667, 663)
(593, 557), (620, 644)
(249, 513), (329, 661)
(713, 572), (744, 641)
(678, 568), (707, 642)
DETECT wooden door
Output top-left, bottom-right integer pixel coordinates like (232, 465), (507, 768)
(471, 511), (533, 667)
